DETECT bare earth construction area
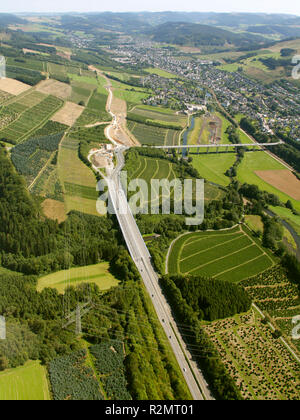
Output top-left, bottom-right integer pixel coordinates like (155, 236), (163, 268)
(255, 170), (300, 201)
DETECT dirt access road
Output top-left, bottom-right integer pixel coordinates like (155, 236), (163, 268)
(89, 66), (138, 146)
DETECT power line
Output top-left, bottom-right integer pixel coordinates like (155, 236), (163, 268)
(77, 326), (217, 358)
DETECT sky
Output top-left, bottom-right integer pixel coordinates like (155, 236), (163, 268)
(0, 0), (300, 16)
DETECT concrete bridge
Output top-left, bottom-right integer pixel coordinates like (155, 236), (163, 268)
(149, 141), (283, 154)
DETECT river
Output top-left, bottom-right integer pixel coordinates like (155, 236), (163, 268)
(182, 116), (195, 157)
(266, 209), (300, 261)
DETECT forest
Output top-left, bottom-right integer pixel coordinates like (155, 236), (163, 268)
(159, 274), (244, 400)
(166, 274), (252, 322)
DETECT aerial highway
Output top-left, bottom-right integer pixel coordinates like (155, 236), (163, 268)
(89, 77), (214, 400)
(107, 150), (213, 401)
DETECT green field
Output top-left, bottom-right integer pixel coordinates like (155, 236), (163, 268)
(58, 136), (98, 216)
(126, 152), (224, 208)
(245, 215), (264, 233)
(0, 266), (19, 276)
(191, 153), (236, 186)
(0, 93), (63, 144)
(132, 105), (187, 127)
(128, 156), (176, 206)
(167, 226), (275, 282)
(0, 361), (50, 400)
(109, 78), (149, 105)
(127, 121), (169, 146)
(145, 68), (178, 79)
(37, 263), (119, 294)
(237, 152), (300, 212)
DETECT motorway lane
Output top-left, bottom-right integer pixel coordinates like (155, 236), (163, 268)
(93, 77), (213, 401)
(107, 164), (213, 401)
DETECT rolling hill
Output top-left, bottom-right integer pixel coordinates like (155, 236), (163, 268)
(146, 22), (266, 49)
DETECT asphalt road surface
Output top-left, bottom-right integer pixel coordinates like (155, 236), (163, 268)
(105, 148), (213, 401)
(92, 79), (214, 401)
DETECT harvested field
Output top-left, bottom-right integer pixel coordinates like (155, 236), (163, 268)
(0, 78), (31, 95)
(36, 79), (72, 100)
(51, 101), (84, 126)
(42, 199), (66, 223)
(255, 170), (300, 201)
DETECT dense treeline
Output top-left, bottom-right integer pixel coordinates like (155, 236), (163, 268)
(6, 65), (46, 86)
(0, 146), (59, 257)
(281, 253), (300, 287)
(159, 275), (244, 400)
(105, 73), (143, 88)
(270, 143), (300, 173)
(239, 183), (282, 208)
(0, 273), (82, 367)
(167, 274), (252, 321)
(0, 145), (131, 275)
(262, 215), (284, 252)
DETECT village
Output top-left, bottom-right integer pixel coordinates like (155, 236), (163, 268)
(110, 39), (300, 142)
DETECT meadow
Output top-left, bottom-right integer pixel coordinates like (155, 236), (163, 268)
(37, 263), (119, 294)
(58, 136), (99, 216)
(237, 152), (300, 212)
(0, 361), (50, 401)
(127, 121), (168, 146)
(107, 77), (149, 106)
(132, 105), (187, 127)
(126, 151), (224, 207)
(167, 226), (275, 282)
(145, 68), (178, 79)
(191, 153), (236, 186)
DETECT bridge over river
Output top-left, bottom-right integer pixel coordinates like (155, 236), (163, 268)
(149, 141), (283, 154)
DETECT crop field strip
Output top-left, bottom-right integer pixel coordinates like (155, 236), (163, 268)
(133, 106), (187, 126)
(204, 310), (300, 400)
(0, 91), (63, 144)
(58, 136), (99, 216)
(127, 120), (182, 146)
(168, 226), (275, 282)
(127, 153), (224, 208)
(0, 89), (13, 105)
(127, 121), (168, 146)
(130, 156), (176, 205)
